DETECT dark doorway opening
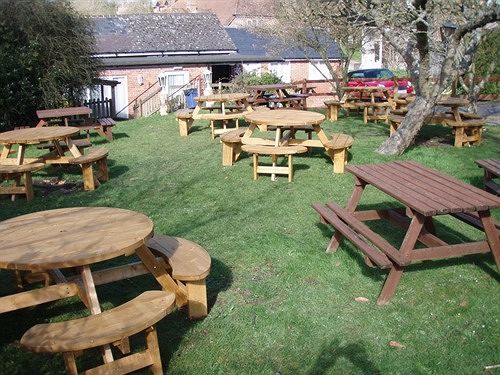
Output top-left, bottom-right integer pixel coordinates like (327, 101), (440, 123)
(211, 64), (235, 83)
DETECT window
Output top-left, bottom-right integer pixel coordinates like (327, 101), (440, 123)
(308, 60), (332, 80)
(269, 62), (291, 83)
(158, 71), (189, 99)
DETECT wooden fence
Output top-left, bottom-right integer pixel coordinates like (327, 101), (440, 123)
(83, 98), (115, 119)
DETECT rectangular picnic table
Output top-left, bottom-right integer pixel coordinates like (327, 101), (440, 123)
(245, 84), (310, 109)
(313, 160), (500, 305)
(36, 106), (115, 141)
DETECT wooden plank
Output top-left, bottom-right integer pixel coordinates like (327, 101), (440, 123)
(0, 207), (154, 271)
(135, 244), (188, 307)
(370, 163), (453, 213)
(402, 161), (500, 207)
(0, 282), (79, 314)
(325, 202), (407, 265)
(20, 291), (175, 353)
(393, 162), (490, 210)
(410, 241), (491, 261)
(83, 351), (154, 375)
(312, 203), (393, 268)
(347, 164), (438, 216)
(451, 212), (500, 231)
(381, 163), (477, 213)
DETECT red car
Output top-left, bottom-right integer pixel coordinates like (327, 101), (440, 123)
(347, 68), (413, 94)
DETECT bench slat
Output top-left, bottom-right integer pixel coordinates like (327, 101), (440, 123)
(20, 291), (175, 353)
(312, 203), (393, 268)
(0, 162), (44, 174)
(325, 202), (407, 266)
(241, 144), (308, 155)
(68, 148), (108, 164)
(147, 235), (211, 281)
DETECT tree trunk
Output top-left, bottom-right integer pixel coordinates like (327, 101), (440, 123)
(376, 97), (436, 155)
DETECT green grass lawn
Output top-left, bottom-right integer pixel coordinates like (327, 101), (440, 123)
(1, 111), (499, 374)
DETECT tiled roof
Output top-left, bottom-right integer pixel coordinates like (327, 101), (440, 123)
(155, 0), (237, 26)
(226, 28), (342, 60)
(93, 13), (236, 54)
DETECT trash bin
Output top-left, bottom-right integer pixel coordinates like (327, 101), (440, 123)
(184, 88), (198, 109)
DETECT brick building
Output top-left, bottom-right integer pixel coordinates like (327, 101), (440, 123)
(92, 12), (341, 117)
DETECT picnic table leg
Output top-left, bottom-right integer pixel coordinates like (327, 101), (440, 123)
(79, 265), (114, 363)
(377, 211), (425, 305)
(478, 210), (500, 271)
(271, 128), (281, 181)
(326, 178), (366, 253)
(0, 144), (12, 159)
(135, 244), (188, 307)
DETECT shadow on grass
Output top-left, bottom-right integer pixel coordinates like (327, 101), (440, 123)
(90, 131), (130, 145)
(0, 257), (233, 373)
(307, 339), (380, 374)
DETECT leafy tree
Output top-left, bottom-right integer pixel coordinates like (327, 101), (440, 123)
(0, 0), (97, 129)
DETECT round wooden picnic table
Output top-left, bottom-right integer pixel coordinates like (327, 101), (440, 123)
(0, 207), (153, 270)
(245, 109), (325, 127)
(0, 126), (79, 145)
(195, 92), (250, 102)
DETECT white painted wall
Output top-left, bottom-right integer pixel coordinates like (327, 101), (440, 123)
(360, 27), (383, 69)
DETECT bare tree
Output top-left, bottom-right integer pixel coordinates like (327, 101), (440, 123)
(260, 0), (363, 100)
(346, 0), (499, 154)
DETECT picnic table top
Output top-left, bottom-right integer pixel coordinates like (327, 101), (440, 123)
(346, 160), (500, 216)
(245, 84), (297, 91)
(0, 207), (154, 270)
(0, 127), (80, 145)
(195, 93), (250, 102)
(36, 106), (92, 119)
(245, 109), (325, 126)
(342, 86), (391, 92)
(475, 159), (500, 176)
(436, 97), (469, 107)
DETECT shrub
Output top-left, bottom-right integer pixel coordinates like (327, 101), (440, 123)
(0, 0), (97, 129)
(230, 72), (283, 90)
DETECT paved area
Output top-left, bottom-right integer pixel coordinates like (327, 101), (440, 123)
(476, 101), (500, 125)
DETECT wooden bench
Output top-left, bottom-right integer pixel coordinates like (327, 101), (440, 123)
(221, 128), (247, 166)
(21, 290), (175, 375)
(312, 202), (395, 269)
(241, 144), (308, 182)
(323, 133), (354, 173)
(475, 159), (500, 195)
(68, 148), (108, 191)
(360, 101), (393, 124)
(71, 118), (115, 142)
(444, 118), (484, 147)
(324, 100), (360, 121)
(147, 235), (211, 319)
(0, 163), (45, 201)
(202, 112), (242, 140)
(37, 138), (92, 153)
(388, 114), (404, 136)
(324, 100), (343, 121)
(176, 109), (194, 137)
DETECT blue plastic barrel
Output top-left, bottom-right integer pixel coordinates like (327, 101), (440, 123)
(184, 88), (198, 109)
